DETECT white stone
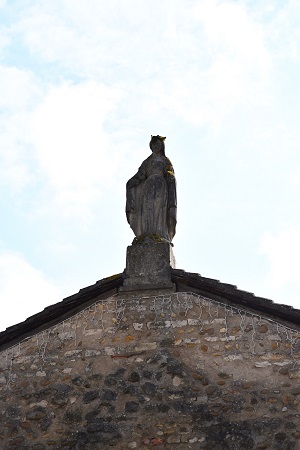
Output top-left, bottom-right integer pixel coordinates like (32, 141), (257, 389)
(104, 347), (115, 356)
(220, 336), (236, 341)
(254, 361), (272, 368)
(14, 356), (32, 364)
(64, 350), (81, 357)
(196, 362), (205, 369)
(62, 368), (73, 374)
(187, 319), (201, 325)
(106, 327), (116, 334)
(128, 442), (137, 448)
(133, 323), (143, 331)
(273, 361), (290, 366)
(58, 332), (74, 340)
(36, 371), (46, 377)
(204, 337), (218, 342)
(168, 394), (183, 400)
(85, 349), (101, 357)
(173, 376), (182, 386)
(224, 355), (243, 361)
(29, 400), (48, 408)
(70, 397), (77, 404)
(171, 320), (187, 328)
(184, 338), (200, 344)
(137, 305), (147, 311)
(84, 329), (102, 336)
(189, 437), (198, 443)
(134, 343), (157, 352)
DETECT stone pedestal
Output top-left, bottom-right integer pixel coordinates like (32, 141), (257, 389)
(120, 243), (176, 292)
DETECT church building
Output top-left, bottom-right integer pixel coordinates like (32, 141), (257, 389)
(0, 136), (299, 449)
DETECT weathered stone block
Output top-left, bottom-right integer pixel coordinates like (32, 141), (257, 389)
(121, 243), (176, 291)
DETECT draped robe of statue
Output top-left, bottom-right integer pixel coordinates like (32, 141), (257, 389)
(126, 153), (177, 243)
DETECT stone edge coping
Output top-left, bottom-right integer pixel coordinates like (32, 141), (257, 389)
(0, 268), (299, 352)
(1, 290), (300, 358)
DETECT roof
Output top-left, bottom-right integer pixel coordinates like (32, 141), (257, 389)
(0, 268), (299, 352)
(172, 269), (300, 329)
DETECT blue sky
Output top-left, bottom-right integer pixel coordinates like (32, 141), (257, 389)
(1, 0), (300, 331)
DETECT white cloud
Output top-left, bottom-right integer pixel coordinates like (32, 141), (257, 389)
(0, 31), (10, 56)
(0, 65), (41, 111)
(29, 81), (123, 217)
(0, 251), (62, 332)
(0, 65), (124, 216)
(44, 240), (76, 256)
(160, 0), (271, 127)
(15, 1), (164, 77)
(127, 0), (272, 128)
(267, 0), (300, 61)
(12, 0), (272, 129)
(260, 227), (300, 290)
(0, 66), (42, 193)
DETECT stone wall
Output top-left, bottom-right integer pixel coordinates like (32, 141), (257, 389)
(0, 292), (300, 449)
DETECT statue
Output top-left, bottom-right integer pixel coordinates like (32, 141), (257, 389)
(126, 135), (177, 244)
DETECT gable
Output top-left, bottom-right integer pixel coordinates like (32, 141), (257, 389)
(0, 291), (299, 448)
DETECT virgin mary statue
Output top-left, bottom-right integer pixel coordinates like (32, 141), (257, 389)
(126, 135), (177, 244)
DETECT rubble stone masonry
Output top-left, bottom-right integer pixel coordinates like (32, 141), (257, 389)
(0, 292), (300, 449)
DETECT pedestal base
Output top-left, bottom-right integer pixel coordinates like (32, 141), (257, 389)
(120, 243), (176, 292)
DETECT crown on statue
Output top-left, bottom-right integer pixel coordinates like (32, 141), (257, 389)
(151, 135), (166, 141)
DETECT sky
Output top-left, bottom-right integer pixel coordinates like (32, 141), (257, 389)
(0, 0), (300, 331)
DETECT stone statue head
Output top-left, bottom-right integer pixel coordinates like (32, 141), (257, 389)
(149, 135), (166, 156)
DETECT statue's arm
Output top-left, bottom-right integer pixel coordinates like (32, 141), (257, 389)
(166, 159), (177, 240)
(166, 160), (177, 208)
(126, 162), (147, 216)
(126, 162), (147, 189)
(126, 171), (145, 189)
